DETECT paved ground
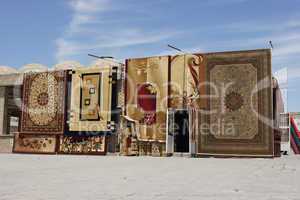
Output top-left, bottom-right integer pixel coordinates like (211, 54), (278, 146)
(0, 154), (299, 200)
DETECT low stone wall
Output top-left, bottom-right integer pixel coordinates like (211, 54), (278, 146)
(0, 135), (14, 153)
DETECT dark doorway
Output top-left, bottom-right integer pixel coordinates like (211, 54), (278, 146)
(174, 110), (189, 153)
(7, 86), (22, 135)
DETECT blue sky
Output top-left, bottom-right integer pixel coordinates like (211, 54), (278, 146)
(0, 0), (299, 111)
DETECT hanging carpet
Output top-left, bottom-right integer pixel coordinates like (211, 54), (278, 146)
(20, 71), (67, 134)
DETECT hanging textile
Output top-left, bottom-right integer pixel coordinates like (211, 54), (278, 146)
(13, 133), (57, 154)
(169, 54), (205, 109)
(20, 71), (67, 134)
(198, 49), (274, 157)
(125, 56), (169, 141)
(58, 135), (106, 155)
(69, 66), (116, 132)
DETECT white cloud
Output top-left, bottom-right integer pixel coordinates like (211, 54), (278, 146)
(55, 0), (114, 61)
(66, 0), (111, 35)
(211, 17), (300, 56)
(206, 30), (300, 59)
(159, 45), (205, 56)
(55, 0), (179, 62)
(69, 0), (111, 13)
(56, 29), (181, 61)
(219, 19), (300, 34)
(68, 14), (96, 33)
(56, 0), (300, 74)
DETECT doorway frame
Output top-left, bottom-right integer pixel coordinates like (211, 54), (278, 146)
(166, 108), (195, 156)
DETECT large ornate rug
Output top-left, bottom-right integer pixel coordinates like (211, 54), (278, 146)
(20, 71), (67, 134)
(198, 49), (274, 156)
(13, 133), (57, 154)
(125, 56), (169, 141)
(58, 135), (106, 155)
(69, 67), (115, 132)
